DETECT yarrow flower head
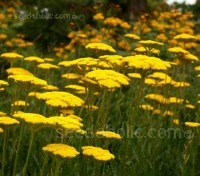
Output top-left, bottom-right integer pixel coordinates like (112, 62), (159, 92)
(96, 131), (122, 139)
(42, 143), (79, 158)
(174, 33), (197, 41)
(85, 69), (130, 90)
(24, 56), (44, 63)
(6, 67), (33, 76)
(8, 75), (47, 86)
(0, 116), (20, 126)
(124, 33), (140, 40)
(36, 91), (84, 108)
(82, 146), (115, 161)
(122, 55), (171, 71)
(85, 43), (116, 53)
(1, 52), (24, 66)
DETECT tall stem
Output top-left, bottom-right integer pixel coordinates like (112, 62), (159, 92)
(22, 129), (35, 176)
(1, 128), (7, 176)
(12, 125), (24, 176)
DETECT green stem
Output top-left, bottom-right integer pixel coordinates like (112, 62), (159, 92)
(94, 90), (107, 132)
(54, 158), (63, 176)
(40, 154), (48, 176)
(12, 125), (24, 176)
(22, 129), (35, 176)
(1, 128), (7, 176)
(130, 75), (145, 127)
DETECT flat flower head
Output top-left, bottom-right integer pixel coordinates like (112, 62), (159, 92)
(128, 73), (141, 79)
(1, 52), (23, 61)
(11, 100), (30, 107)
(41, 85), (59, 91)
(36, 91), (84, 107)
(183, 53), (198, 62)
(123, 55), (171, 71)
(24, 56), (44, 63)
(93, 13), (104, 20)
(139, 104), (154, 111)
(139, 40), (164, 49)
(13, 112), (52, 128)
(124, 33), (140, 40)
(185, 122), (200, 127)
(96, 131), (122, 139)
(6, 67), (33, 76)
(47, 115), (83, 131)
(8, 75), (47, 86)
(37, 63), (59, 70)
(85, 69), (130, 90)
(82, 146), (115, 161)
(0, 112), (6, 116)
(42, 143), (79, 158)
(168, 47), (189, 54)
(0, 80), (9, 87)
(62, 73), (82, 80)
(0, 116), (20, 126)
(85, 43), (116, 53)
(174, 33), (197, 41)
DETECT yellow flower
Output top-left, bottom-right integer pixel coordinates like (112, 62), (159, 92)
(168, 47), (189, 54)
(99, 55), (123, 67)
(47, 115), (83, 131)
(13, 112), (53, 129)
(65, 85), (86, 92)
(173, 119), (179, 125)
(11, 100), (30, 107)
(62, 73), (82, 80)
(8, 75), (47, 86)
(139, 40), (164, 47)
(24, 56), (44, 63)
(93, 13), (104, 20)
(0, 33), (7, 40)
(0, 80), (9, 86)
(59, 108), (74, 115)
(174, 33), (197, 41)
(42, 143), (79, 158)
(82, 146), (115, 161)
(37, 63), (59, 70)
(134, 47), (160, 55)
(41, 85), (59, 91)
(0, 112), (6, 116)
(185, 104), (195, 109)
(0, 116), (20, 126)
(1, 52), (23, 65)
(167, 97), (187, 104)
(145, 93), (166, 104)
(120, 22), (131, 29)
(85, 43), (116, 53)
(185, 122), (200, 127)
(44, 58), (54, 62)
(85, 69), (130, 89)
(124, 33), (140, 40)
(28, 92), (41, 97)
(183, 53), (198, 62)
(96, 131), (122, 139)
(127, 73), (141, 79)
(123, 55), (171, 70)
(139, 104), (154, 111)
(6, 67), (33, 76)
(36, 91), (84, 107)
(195, 66), (200, 71)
